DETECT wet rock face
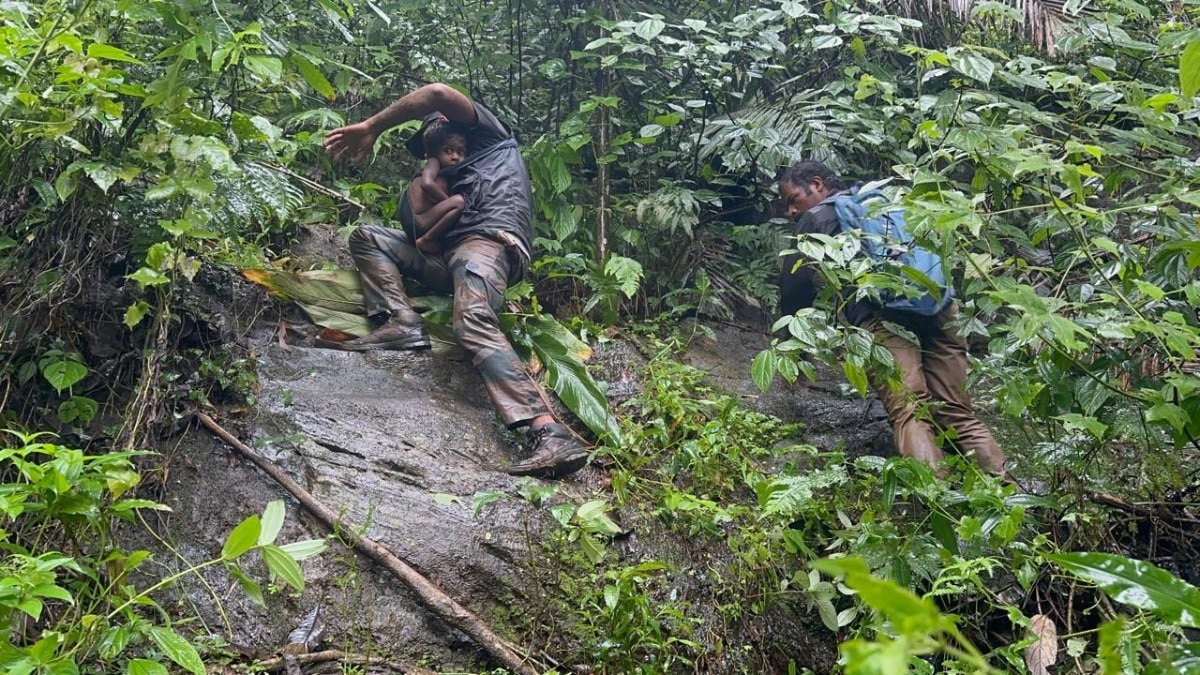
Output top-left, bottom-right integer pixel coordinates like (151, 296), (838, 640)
(152, 331), (586, 668)
(149, 303), (890, 671)
(678, 321), (894, 458)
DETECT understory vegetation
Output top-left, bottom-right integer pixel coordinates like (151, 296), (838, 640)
(2, 0), (1200, 673)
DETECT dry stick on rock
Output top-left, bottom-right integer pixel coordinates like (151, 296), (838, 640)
(195, 412), (541, 675)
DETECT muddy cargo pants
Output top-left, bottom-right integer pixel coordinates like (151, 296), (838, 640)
(859, 303), (1007, 476)
(349, 225), (549, 428)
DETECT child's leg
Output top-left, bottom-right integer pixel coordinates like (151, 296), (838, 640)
(416, 195), (466, 253)
(416, 195), (465, 237)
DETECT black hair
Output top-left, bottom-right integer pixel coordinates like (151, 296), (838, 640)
(779, 160), (843, 192)
(423, 122), (468, 157)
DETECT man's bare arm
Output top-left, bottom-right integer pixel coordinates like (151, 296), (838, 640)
(324, 84), (477, 163)
(365, 84), (477, 135)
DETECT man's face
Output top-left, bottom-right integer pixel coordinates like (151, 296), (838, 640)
(435, 136), (466, 166)
(780, 177), (829, 218)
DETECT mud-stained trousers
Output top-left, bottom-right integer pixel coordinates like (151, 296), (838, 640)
(349, 225), (548, 428)
(859, 303), (1007, 476)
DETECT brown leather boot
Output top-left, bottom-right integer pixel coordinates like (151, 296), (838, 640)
(505, 423), (589, 479)
(319, 312), (430, 351)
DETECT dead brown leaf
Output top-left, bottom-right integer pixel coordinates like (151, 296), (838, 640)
(1024, 613), (1059, 675)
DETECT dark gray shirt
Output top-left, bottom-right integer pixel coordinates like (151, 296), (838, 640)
(441, 102), (533, 270)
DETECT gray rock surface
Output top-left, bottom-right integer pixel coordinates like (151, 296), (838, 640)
(140, 276), (895, 672)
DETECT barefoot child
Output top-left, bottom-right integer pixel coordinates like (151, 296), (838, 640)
(409, 122), (467, 255)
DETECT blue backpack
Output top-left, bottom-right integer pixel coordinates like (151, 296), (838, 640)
(821, 186), (953, 316)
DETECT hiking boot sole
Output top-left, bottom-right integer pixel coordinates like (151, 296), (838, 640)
(505, 449), (589, 479)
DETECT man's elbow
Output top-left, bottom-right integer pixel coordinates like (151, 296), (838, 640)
(420, 84), (475, 124)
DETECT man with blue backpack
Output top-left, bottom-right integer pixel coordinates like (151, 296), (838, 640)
(777, 160), (1007, 477)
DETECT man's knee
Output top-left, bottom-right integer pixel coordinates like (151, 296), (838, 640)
(452, 302), (501, 351)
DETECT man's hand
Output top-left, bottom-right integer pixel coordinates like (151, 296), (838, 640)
(324, 122), (377, 164)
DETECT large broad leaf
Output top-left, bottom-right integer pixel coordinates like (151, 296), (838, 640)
(243, 269), (366, 314)
(243, 268), (445, 336)
(1048, 552), (1200, 628)
(518, 315), (622, 445)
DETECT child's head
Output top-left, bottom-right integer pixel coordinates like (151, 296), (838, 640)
(423, 123), (467, 166)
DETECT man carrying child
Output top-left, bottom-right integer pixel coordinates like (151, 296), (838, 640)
(322, 84), (589, 479)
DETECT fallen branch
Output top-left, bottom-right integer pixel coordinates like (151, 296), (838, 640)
(258, 649), (435, 674)
(196, 412), (541, 675)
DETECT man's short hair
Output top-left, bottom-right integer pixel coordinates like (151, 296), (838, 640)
(422, 122), (468, 157)
(780, 161), (843, 192)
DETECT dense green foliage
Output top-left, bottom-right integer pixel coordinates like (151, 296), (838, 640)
(2, 0), (1200, 672)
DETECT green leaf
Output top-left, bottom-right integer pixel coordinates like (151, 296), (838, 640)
(228, 564), (266, 608)
(126, 659), (168, 675)
(949, 50), (994, 85)
(261, 544), (305, 592)
(124, 301), (151, 329)
(278, 539), (328, 561)
(58, 396), (98, 424)
(55, 165), (82, 201)
(148, 627), (205, 675)
(170, 135), (236, 173)
(31, 583), (73, 602)
(1048, 552), (1200, 627)
(87, 43), (143, 64)
(1147, 403), (1190, 432)
(811, 556), (946, 636)
(222, 515), (261, 560)
(1180, 40), (1200, 100)
(81, 162), (120, 193)
(244, 56), (283, 83)
(43, 360), (87, 392)
(128, 267), (170, 288)
(1097, 618), (1127, 673)
(930, 510), (959, 554)
(288, 52), (335, 100)
(520, 315), (622, 445)
(259, 500), (285, 546)
(751, 349), (777, 393)
(18, 598), (43, 620)
(634, 16), (666, 41)
(811, 34), (842, 50)
(603, 584), (619, 608)
(603, 255), (643, 297)
(1054, 413), (1107, 438)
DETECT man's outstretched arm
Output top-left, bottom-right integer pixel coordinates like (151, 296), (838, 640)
(324, 84), (477, 164)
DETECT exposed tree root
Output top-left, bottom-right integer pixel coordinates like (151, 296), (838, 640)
(196, 411), (542, 675)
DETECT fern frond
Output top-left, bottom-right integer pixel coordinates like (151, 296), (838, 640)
(211, 162), (305, 234)
(692, 88), (853, 176)
(763, 465), (850, 518)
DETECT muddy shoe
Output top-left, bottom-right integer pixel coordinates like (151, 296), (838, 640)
(317, 317), (430, 351)
(506, 423), (589, 479)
